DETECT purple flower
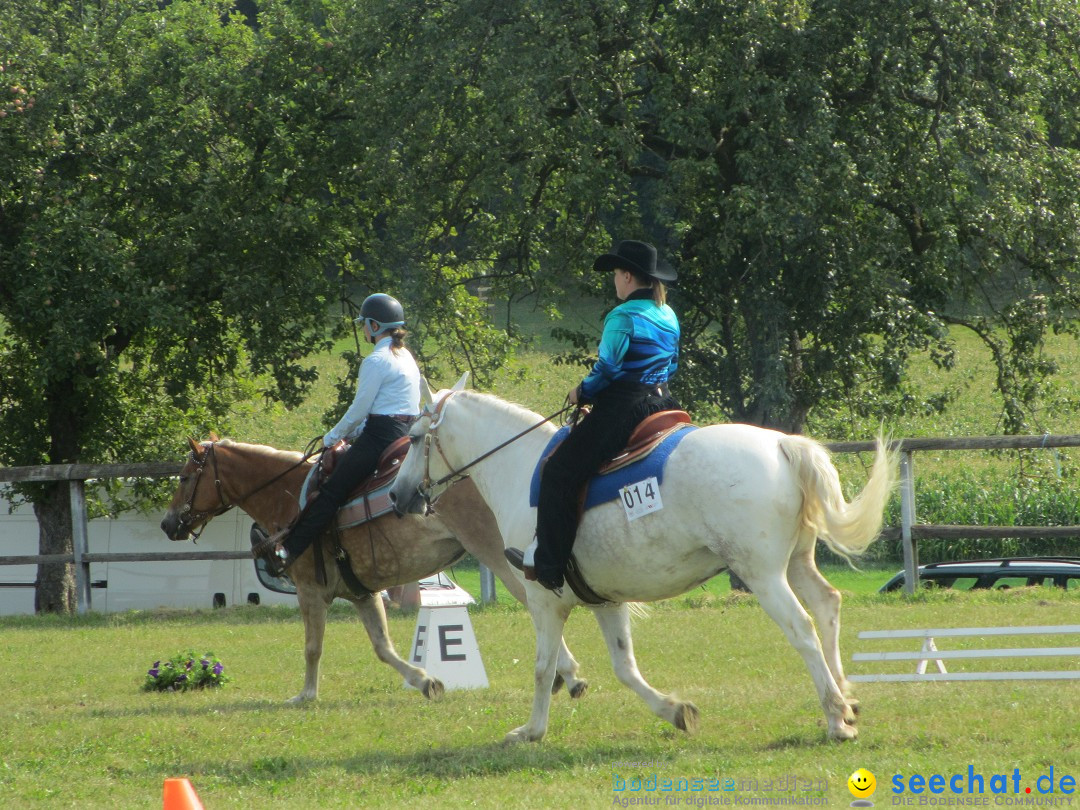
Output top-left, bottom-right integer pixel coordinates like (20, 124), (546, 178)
(212, 662), (224, 676)
(200, 658), (210, 669)
(148, 667), (160, 678)
(177, 673), (188, 682)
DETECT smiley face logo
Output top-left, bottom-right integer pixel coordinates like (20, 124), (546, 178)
(848, 768), (877, 799)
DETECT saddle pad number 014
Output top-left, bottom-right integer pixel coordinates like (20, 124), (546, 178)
(620, 476), (663, 521)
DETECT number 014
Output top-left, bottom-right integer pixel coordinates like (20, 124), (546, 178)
(619, 476), (663, 522)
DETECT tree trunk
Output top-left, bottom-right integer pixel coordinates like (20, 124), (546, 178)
(33, 482), (76, 614)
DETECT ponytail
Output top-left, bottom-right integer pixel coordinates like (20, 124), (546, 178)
(630, 270), (667, 306)
(385, 327), (408, 352)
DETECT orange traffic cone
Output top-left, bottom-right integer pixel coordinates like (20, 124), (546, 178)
(163, 777), (205, 810)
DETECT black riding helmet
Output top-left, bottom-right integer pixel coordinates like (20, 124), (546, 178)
(357, 293), (405, 337)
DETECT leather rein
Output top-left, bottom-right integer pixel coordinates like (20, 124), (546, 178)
(177, 440), (323, 540)
(414, 391), (572, 506)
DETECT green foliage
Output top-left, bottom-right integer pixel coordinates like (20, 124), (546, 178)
(350, 0), (1080, 435)
(0, 0), (338, 478)
(142, 650), (229, 692)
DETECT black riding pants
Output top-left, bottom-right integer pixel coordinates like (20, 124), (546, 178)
(282, 415), (409, 560)
(534, 383), (679, 588)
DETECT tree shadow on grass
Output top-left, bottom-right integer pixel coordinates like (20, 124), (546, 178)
(113, 740), (678, 785)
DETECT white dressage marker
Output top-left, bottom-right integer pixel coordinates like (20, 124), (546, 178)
(407, 605), (489, 690)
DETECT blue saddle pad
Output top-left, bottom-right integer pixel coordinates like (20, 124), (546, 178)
(529, 424), (696, 511)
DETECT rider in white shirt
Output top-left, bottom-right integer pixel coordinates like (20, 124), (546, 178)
(274, 293), (421, 569)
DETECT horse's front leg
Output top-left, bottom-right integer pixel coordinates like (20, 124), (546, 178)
(353, 593), (444, 699)
(289, 586), (330, 704)
(505, 588), (573, 744)
(592, 603), (699, 733)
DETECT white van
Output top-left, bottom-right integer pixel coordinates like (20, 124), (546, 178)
(0, 490), (294, 615)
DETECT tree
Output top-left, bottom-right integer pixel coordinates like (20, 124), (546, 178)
(0, 0), (344, 611)
(352, 0), (1080, 434)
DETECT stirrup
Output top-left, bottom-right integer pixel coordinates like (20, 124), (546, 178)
(253, 528), (291, 577)
(504, 547), (538, 581)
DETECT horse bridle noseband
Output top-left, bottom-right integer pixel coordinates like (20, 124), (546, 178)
(411, 392), (572, 508)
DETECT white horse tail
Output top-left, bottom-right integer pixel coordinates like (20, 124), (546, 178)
(779, 434), (897, 560)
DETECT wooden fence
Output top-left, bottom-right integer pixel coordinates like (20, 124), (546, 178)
(2, 433), (1079, 612)
(827, 434), (1080, 593)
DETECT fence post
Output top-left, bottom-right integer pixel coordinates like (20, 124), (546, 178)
(479, 563), (496, 604)
(69, 479), (92, 614)
(900, 450), (918, 595)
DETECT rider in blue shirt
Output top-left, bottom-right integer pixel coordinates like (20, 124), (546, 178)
(529, 240), (681, 592)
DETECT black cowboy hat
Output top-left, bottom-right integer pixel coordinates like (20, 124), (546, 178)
(592, 240), (677, 283)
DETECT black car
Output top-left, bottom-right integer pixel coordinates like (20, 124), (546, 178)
(878, 556), (1080, 592)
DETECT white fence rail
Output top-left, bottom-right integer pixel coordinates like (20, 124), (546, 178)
(850, 624), (1080, 682)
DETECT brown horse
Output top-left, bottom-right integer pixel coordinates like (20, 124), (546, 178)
(160, 438), (588, 702)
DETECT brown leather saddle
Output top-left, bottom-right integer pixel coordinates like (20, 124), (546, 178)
(297, 436), (414, 594)
(314, 436), (411, 502)
(596, 409), (693, 474)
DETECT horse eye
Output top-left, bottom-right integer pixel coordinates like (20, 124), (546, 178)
(179, 476), (189, 484)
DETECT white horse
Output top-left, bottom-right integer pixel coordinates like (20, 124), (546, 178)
(389, 376), (896, 743)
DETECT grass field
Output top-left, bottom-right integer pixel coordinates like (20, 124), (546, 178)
(1, 587), (1078, 808)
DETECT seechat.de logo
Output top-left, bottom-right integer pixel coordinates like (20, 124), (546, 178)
(849, 768), (878, 807)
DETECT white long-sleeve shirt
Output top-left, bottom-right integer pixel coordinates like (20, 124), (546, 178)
(323, 337), (422, 446)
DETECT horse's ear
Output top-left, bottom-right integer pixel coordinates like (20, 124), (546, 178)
(451, 371), (470, 392)
(420, 378), (435, 409)
(209, 430), (220, 442)
(187, 437), (202, 456)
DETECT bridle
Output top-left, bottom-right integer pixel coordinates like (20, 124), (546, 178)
(410, 391), (572, 509)
(175, 442), (234, 540)
(176, 440), (323, 540)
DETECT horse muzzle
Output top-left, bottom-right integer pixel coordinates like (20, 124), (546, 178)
(160, 511), (192, 541)
(389, 486), (429, 517)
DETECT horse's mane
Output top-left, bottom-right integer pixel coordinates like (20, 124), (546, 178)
(215, 437), (307, 464)
(458, 390), (547, 423)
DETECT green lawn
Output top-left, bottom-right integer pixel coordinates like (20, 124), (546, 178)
(1, 588), (1077, 808)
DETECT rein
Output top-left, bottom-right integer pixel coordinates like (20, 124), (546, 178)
(420, 392), (572, 498)
(179, 440), (324, 540)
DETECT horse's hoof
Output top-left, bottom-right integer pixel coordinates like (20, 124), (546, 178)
(829, 722), (858, 742)
(674, 701), (699, 734)
(568, 679), (589, 700)
(504, 726), (543, 744)
(551, 673), (565, 695)
(422, 678), (445, 700)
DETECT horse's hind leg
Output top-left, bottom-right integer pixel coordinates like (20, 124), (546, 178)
(352, 593), (444, 699)
(741, 570), (856, 741)
(591, 603), (699, 734)
(785, 538), (855, 709)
